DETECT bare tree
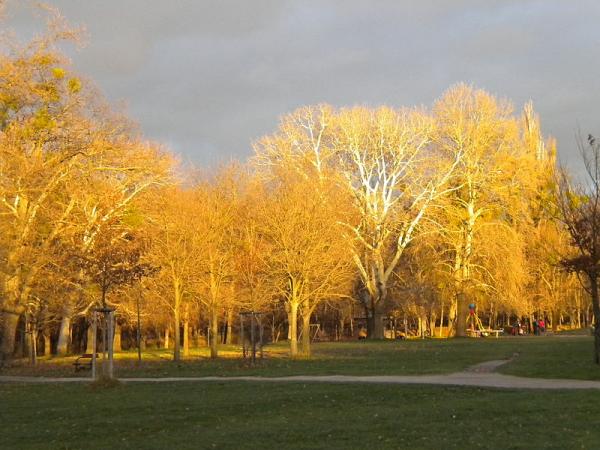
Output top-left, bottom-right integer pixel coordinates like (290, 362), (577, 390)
(193, 168), (238, 359)
(432, 85), (554, 336)
(145, 187), (201, 362)
(334, 107), (461, 338)
(255, 105), (461, 339)
(556, 133), (600, 363)
(0, 12), (171, 359)
(258, 171), (353, 357)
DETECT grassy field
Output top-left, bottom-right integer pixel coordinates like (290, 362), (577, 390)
(498, 335), (600, 380)
(3, 335), (600, 380)
(2, 381), (600, 449)
(3, 336), (600, 449)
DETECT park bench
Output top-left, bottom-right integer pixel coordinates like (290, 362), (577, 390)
(73, 353), (98, 372)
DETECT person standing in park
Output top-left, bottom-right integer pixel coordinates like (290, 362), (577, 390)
(512, 320), (521, 336)
(538, 318), (545, 334)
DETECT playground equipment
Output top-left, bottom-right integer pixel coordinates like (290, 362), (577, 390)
(466, 303), (503, 338)
(297, 323), (322, 342)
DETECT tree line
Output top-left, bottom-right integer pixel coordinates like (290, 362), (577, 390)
(1, 10), (597, 363)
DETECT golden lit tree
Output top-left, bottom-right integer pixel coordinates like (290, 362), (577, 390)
(333, 106), (461, 338)
(255, 105), (461, 339)
(431, 84), (552, 336)
(257, 169), (353, 356)
(144, 186), (200, 361)
(192, 168), (239, 359)
(0, 10), (171, 359)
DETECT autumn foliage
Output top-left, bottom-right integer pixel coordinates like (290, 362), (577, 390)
(0, 8), (594, 363)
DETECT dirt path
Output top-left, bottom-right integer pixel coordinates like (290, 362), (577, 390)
(2, 360), (600, 389)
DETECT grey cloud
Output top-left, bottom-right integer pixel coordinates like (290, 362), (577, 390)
(5, 0), (600, 171)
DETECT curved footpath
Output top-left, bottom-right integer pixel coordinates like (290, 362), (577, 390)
(1, 361), (600, 390)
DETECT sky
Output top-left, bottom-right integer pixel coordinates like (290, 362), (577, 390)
(5, 0), (600, 171)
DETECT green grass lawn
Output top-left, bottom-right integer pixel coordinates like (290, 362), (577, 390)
(2, 381), (600, 449)
(498, 336), (600, 380)
(2, 335), (600, 380)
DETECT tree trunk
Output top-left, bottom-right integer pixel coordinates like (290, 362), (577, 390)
(173, 308), (181, 362)
(23, 319), (31, 359)
(589, 276), (600, 364)
(575, 290), (582, 328)
(271, 313), (277, 344)
(183, 317), (190, 357)
(225, 308), (234, 344)
(373, 310), (385, 339)
(455, 291), (468, 337)
(0, 312), (21, 360)
(210, 306), (219, 359)
(454, 198), (476, 338)
(438, 300), (444, 338)
(86, 324), (95, 353)
(30, 326), (38, 365)
(301, 313), (312, 357)
(366, 301), (385, 339)
(113, 323), (122, 352)
(289, 302), (299, 357)
(172, 273), (182, 361)
(428, 310), (436, 337)
(56, 311), (72, 356)
(164, 327), (170, 349)
(365, 289), (386, 339)
(552, 309), (561, 332)
(43, 330), (52, 356)
(447, 300), (457, 337)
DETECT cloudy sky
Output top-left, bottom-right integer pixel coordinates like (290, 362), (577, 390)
(5, 1), (600, 170)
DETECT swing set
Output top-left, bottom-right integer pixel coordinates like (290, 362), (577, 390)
(466, 303), (503, 338)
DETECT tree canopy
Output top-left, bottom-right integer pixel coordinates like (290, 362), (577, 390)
(0, 6), (594, 363)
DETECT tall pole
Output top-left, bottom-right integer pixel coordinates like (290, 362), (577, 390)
(240, 314), (245, 358)
(31, 326), (37, 366)
(28, 317), (38, 366)
(91, 312), (97, 380)
(259, 314), (263, 360)
(108, 310), (114, 379)
(137, 289), (142, 364)
(250, 312), (256, 364)
(102, 315), (107, 375)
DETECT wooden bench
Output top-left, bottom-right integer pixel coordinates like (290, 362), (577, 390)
(73, 354), (98, 372)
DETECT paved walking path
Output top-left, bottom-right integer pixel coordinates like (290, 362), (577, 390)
(2, 360), (600, 390)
